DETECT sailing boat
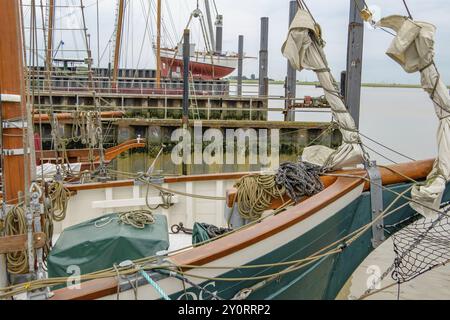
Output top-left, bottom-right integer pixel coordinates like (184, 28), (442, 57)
(1, 1), (449, 301)
(158, 0), (240, 80)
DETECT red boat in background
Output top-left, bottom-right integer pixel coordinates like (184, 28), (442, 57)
(154, 1), (253, 81)
(159, 47), (239, 80)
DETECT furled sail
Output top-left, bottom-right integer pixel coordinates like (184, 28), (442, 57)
(281, 9), (364, 171)
(378, 16), (450, 219)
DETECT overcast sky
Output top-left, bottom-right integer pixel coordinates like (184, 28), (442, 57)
(26, 0), (450, 84)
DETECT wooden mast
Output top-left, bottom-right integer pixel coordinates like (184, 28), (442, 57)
(156, 0), (162, 88)
(112, 0), (125, 88)
(46, 0), (55, 89)
(0, 0), (28, 204)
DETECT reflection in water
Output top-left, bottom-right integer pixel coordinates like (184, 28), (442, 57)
(113, 150), (298, 176)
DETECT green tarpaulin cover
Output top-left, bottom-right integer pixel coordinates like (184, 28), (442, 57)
(47, 213), (169, 280)
(192, 223), (212, 246)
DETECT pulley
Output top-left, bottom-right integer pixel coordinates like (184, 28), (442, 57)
(360, 8), (373, 22)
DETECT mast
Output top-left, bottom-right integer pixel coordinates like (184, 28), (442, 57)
(0, 0), (29, 204)
(156, 0), (162, 88)
(112, 0), (125, 88)
(46, 0), (55, 88)
(204, 0), (215, 52)
(80, 0), (94, 88)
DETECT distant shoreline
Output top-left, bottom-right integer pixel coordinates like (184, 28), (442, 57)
(227, 79), (443, 89)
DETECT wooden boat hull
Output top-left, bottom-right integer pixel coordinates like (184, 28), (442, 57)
(106, 183), (448, 300)
(160, 48), (238, 80)
(49, 160), (445, 300)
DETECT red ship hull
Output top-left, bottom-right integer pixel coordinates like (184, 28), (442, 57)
(160, 57), (236, 80)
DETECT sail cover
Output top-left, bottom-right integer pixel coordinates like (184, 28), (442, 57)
(378, 16), (450, 219)
(282, 9), (364, 170)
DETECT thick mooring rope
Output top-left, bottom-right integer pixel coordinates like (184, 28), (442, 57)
(234, 162), (325, 221)
(275, 162), (325, 203)
(234, 175), (286, 221)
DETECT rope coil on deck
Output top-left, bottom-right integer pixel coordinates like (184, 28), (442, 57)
(119, 210), (155, 229)
(234, 161), (325, 221)
(234, 174), (286, 221)
(275, 162), (325, 203)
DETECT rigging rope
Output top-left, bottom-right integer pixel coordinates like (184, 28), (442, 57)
(139, 269), (171, 300)
(360, 132), (416, 162)
(402, 0), (413, 19)
(0, 175), (431, 299)
(47, 181), (71, 222)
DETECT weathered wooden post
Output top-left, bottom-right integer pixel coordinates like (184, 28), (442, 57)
(182, 29), (190, 127)
(237, 35), (244, 96)
(258, 17), (269, 97)
(285, 0), (298, 122)
(345, 0), (365, 128)
(215, 15), (223, 53)
(182, 29), (190, 176)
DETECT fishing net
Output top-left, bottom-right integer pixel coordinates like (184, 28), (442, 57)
(390, 207), (450, 284)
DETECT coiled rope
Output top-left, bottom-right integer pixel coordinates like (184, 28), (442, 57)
(275, 162), (325, 203)
(234, 161), (325, 220)
(234, 175), (286, 221)
(2, 181), (70, 274)
(4, 206), (29, 275)
(95, 210), (155, 229)
(47, 181), (71, 222)
(119, 210), (155, 229)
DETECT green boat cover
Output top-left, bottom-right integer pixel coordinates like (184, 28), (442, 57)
(47, 213), (169, 280)
(192, 223), (233, 246)
(192, 223), (212, 246)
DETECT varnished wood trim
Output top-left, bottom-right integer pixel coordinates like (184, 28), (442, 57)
(50, 277), (118, 301)
(66, 172), (250, 192)
(0, 233), (46, 254)
(225, 159), (435, 207)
